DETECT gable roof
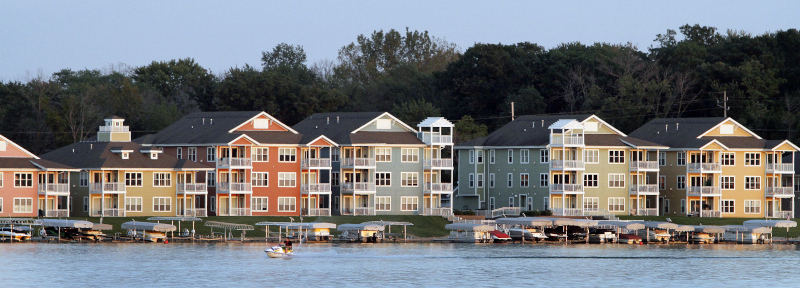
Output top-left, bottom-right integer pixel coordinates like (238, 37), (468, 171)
(698, 118), (761, 139)
(417, 117), (454, 128)
(227, 111), (298, 134)
(0, 134), (39, 159)
(141, 111), (302, 146)
(41, 140), (212, 170)
(293, 112), (423, 145)
(457, 114), (592, 147)
(629, 117), (788, 150)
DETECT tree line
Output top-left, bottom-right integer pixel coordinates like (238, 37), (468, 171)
(2, 25), (799, 154)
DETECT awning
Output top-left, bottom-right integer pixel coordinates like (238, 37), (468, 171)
(570, 219), (599, 228)
(496, 217), (553, 226)
(724, 225), (772, 234)
(444, 223), (495, 231)
(40, 219), (93, 229)
(121, 221), (177, 232)
(0, 218), (41, 225)
(338, 224), (385, 231)
(674, 225), (695, 232)
(637, 221), (679, 230)
(743, 220), (797, 228)
(92, 223), (113, 230)
(361, 221), (413, 226)
(255, 222), (336, 229)
(693, 226), (725, 234)
(204, 221), (254, 231)
(147, 217), (203, 222)
(598, 221), (645, 230)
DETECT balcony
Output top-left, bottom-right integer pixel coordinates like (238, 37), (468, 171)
(354, 207), (375, 215)
(418, 133), (454, 145)
(217, 182), (252, 194)
(549, 160), (585, 170)
(176, 183), (207, 194)
(552, 208), (582, 216)
(771, 211), (792, 219)
(182, 208), (207, 217)
(549, 184), (584, 194)
(301, 183), (332, 194)
(629, 161), (659, 172)
(630, 208), (659, 216)
(38, 183), (70, 195)
(45, 209), (69, 217)
(424, 182), (453, 193)
(301, 158), (332, 169)
(103, 209), (121, 217)
(90, 182), (126, 194)
(549, 135), (584, 146)
(688, 186), (721, 196)
(99, 126), (129, 132)
(766, 163), (795, 174)
(629, 184), (659, 195)
(305, 208), (331, 216)
(341, 157), (376, 168)
(700, 210), (721, 218)
(216, 157), (252, 169)
(424, 158), (453, 169)
(341, 182), (376, 193)
(766, 187), (794, 197)
(229, 208), (250, 216)
(688, 163), (721, 173)
(425, 207), (453, 216)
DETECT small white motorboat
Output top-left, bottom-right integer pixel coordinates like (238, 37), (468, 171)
(265, 245), (294, 258)
(0, 227), (31, 242)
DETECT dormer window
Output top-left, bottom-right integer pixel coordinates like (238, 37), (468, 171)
(121, 152), (129, 159)
(254, 118), (270, 129)
(151, 153), (158, 160)
(377, 119), (391, 129)
(720, 124), (734, 134)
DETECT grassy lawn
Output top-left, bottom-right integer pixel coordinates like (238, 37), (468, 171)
(49, 215), (451, 238)
(617, 216), (800, 237)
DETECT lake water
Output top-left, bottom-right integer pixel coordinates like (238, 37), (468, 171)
(1, 242), (799, 287)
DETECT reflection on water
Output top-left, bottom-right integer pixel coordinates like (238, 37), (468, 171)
(1, 243), (799, 286)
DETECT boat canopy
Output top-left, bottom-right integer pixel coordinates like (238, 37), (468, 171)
(91, 223), (113, 230)
(445, 223), (495, 232)
(637, 221), (679, 230)
(121, 221), (177, 232)
(255, 222), (336, 229)
(0, 218), (41, 225)
(569, 219), (599, 228)
(361, 221), (413, 226)
(723, 225), (772, 234)
(147, 217), (203, 222)
(598, 221), (644, 230)
(743, 220), (797, 228)
(40, 219), (93, 229)
(674, 225), (695, 232)
(338, 224), (385, 232)
(693, 226), (725, 234)
(204, 221), (254, 231)
(496, 217), (553, 227)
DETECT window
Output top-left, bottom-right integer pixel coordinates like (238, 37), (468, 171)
(608, 197), (625, 212)
(540, 149), (549, 163)
(278, 172), (296, 187)
(508, 197), (515, 207)
(252, 197), (268, 211)
(253, 118), (270, 128)
(608, 150), (625, 164)
(207, 172), (216, 187)
(745, 176), (761, 190)
(331, 148), (340, 162)
(401, 197), (418, 211)
(376, 172), (391, 187)
(720, 124), (734, 134)
(401, 148), (418, 162)
(658, 152), (666, 166)
(210, 196), (216, 212)
(125, 172), (143, 187)
(279, 148), (296, 162)
(508, 149), (513, 164)
(584, 174), (598, 188)
(677, 152), (686, 166)
(608, 174), (625, 188)
(543, 197), (549, 211)
(659, 175), (666, 190)
(83, 197), (89, 212)
(585, 122), (598, 132)
(539, 173), (549, 187)
(188, 147), (197, 162)
(0, 140), (5, 151)
(664, 199), (670, 214)
(677, 175), (686, 190)
(721, 152), (735, 166)
(476, 150), (484, 163)
(252, 172), (269, 187)
(375, 148), (392, 162)
(332, 172), (340, 186)
(125, 197), (143, 212)
(14, 173), (33, 187)
(469, 150), (475, 164)
(121, 152), (129, 159)
(150, 153), (158, 160)
(585, 149), (599, 164)
(520, 149), (530, 164)
(207, 147), (216, 162)
(720, 176), (735, 190)
(0, 198), (2, 213)
(476, 173), (484, 188)
(177, 147), (183, 159)
(489, 173), (495, 188)
(468, 173), (474, 188)
(583, 197), (599, 212)
(13, 198), (32, 213)
(376, 119), (391, 129)
(334, 196), (339, 211)
(278, 197), (296, 212)
(520, 173), (529, 188)
(375, 196), (391, 211)
(489, 197), (496, 210)
(507, 173), (513, 188)
(402, 172), (418, 187)
(489, 150), (495, 164)
(80, 171), (89, 187)
(253, 148), (269, 162)
(153, 197), (171, 212)
(721, 200), (735, 214)
(153, 173), (171, 187)
(745, 153), (761, 166)
(680, 199), (686, 213)
(0, 173), (4, 187)
(744, 200), (761, 214)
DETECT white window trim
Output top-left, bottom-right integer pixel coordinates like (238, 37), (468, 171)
(401, 172), (419, 187)
(677, 152), (686, 166)
(188, 147), (197, 162)
(658, 152), (666, 166)
(489, 150), (495, 164)
(520, 173), (529, 188)
(720, 152), (735, 166)
(252, 197), (269, 212)
(375, 147), (392, 162)
(659, 175), (666, 190)
(13, 197), (33, 213)
(278, 172), (297, 187)
(584, 173), (599, 188)
(720, 199), (735, 214)
(400, 197), (418, 211)
(252, 172), (269, 187)
(489, 173), (495, 188)
(720, 176), (735, 190)
(375, 196), (391, 211)
(279, 148), (297, 163)
(278, 197), (297, 212)
(177, 147), (183, 159)
(253, 147), (269, 162)
(677, 175), (686, 190)
(152, 197), (172, 212)
(507, 173), (513, 188)
(469, 150), (475, 164)
(376, 172), (392, 187)
(508, 149), (513, 164)
(125, 197), (143, 212)
(744, 200), (761, 214)
(125, 172), (144, 187)
(476, 173), (484, 188)
(539, 149), (549, 163)
(608, 197), (625, 212)
(608, 173), (626, 188)
(520, 149), (530, 164)
(744, 152), (761, 166)
(539, 173), (549, 188)
(583, 197), (599, 212)
(744, 176), (761, 190)
(14, 172), (33, 188)
(207, 147), (216, 162)
(468, 173), (474, 188)
(153, 172), (172, 187)
(584, 149), (600, 164)
(83, 197), (89, 212)
(608, 150), (625, 164)
(401, 148), (419, 163)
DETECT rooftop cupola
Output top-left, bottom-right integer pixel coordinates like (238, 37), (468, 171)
(98, 116), (131, 142)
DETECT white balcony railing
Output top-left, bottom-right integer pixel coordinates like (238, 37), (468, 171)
(418, 133), (453, 144)
(629, 161), (659, 171)
(99, 126), (129, 132)
(229, 208), (250, 216)
(301, 183), (332, 193)
(688, 163), (721, 173)
(550, 184), (584, 193)
(425, 207), (453, 216)
(550, 160), (585, 170)
(477, 207), (521, 218)
(341, 158), (376, 168)
(182, 208), (207, 217)
(424, 182), (453, 193)
(766, 163), (795, 174)
(772, 211), (793, 219)
(354, 207), (374, 216)
(103, 209), (121, 217)
(553, 208), (582, 216)
(341, 182), (376, 192)
(688, 186), (721, 195)
(700, 210), (721, 218)
(766, 187), (794, 196)
(424, 158), (454, 169)
(550, 135), (584, 146)
(629, 184), (659, 194)
(38, 183), (70, 194)
(216, 157), (252, 168)
(217, 182), (252, 193)
(630, 208), (659, 216)
(301, 158), (332, 169)
(177, 183), (207, 194)
(45, 209), (69, 217)
(90, 182), (126, 193)
(305, 208), (331, 216)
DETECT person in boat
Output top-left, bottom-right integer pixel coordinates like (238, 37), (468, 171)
(283, 237), (293, 253)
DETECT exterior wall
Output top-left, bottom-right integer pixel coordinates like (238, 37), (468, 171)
(125, 171), (180, 216)
(233, 114), (289, 132)
(374, 146), (424, 215)
(69, 171), (91, 217)
(359, 115), (411, 132)
(0, 141), (33, 157)
(584, 148), (634, 216)
(0, 170), (40, 217)
(251, 146), (301, 216)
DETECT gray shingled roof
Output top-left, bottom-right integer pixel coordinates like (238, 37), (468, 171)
(144, 111), (263, 145)
(293, 112), (393, 145)
(41, 141), (211, 170)
(628, 118), (726, 148)
(0, 158), (74, 170)
(350, 132), (424, 145)
(458, 114), (592, 147)
(585, 134), (666, 148)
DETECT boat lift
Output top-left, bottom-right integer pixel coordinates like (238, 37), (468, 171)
(204, 221), (253, 241)
(255, 222), (337, 243)
(148, 217), (203, 239)
(361, 221), (413, 242)
(0, 218), (41, 243)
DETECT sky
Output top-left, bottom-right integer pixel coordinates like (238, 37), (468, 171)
(1, 1), (798, 81)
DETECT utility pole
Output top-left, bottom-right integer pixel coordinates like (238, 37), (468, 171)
(716, 91), (729, 118)
(511, 102), (515, 121)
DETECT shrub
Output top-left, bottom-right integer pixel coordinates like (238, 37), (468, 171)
(453, 209), (476, 216)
